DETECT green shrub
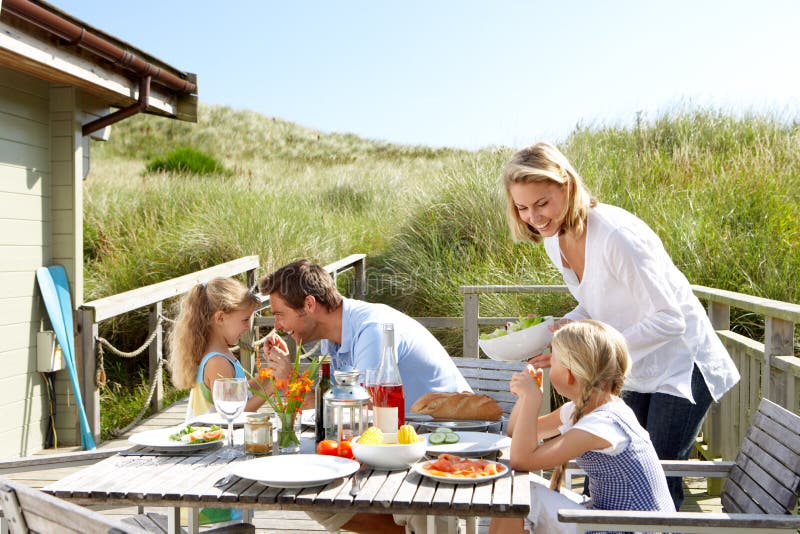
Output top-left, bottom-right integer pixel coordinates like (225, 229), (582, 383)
(145, 146), (227, 176)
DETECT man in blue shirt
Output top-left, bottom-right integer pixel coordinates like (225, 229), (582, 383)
(259, 259), (471, 410)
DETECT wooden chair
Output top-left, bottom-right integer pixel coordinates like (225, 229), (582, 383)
(558, 398), (800, 533)
(0, 477), (255, 534)
(454, 357), (527, 418)
(0, 476), (150, 534)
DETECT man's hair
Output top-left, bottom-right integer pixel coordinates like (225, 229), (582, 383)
(259, 259), (342, 312)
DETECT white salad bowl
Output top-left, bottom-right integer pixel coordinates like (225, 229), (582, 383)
(478, 316), (555, 361)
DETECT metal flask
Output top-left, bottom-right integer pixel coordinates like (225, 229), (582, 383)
(323, 366), (371, 442)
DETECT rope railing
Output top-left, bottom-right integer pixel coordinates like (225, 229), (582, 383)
(94, 314), (168, 437)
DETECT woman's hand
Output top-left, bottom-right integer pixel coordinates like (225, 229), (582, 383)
(527, 318), (572, 368)
(527, 349), (552, 369)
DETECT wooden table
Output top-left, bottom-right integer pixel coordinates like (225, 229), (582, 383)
(42, 435), (530, 534)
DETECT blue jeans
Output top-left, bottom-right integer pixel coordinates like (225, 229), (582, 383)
(621, 364), (712, 510)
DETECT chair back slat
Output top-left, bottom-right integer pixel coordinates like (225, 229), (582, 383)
(0, 477), (147, 534)
(454, 358), (526, 418)
(722, 398), (800, 514)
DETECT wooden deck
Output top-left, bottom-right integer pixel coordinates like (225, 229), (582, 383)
(0, 398), (721, 533)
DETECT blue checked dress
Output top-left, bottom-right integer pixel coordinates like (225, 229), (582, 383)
(575, 402), (675, 534)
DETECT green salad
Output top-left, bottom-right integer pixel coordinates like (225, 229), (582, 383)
(480, 314), (544, 340)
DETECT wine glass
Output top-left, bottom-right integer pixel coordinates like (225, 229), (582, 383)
(212, 377), (248, 458)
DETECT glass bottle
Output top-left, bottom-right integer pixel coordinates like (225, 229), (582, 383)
(315, 355), (332, 443)
(373, 323), (405, 432)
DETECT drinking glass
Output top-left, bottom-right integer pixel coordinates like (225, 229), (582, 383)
(212, 377), (248, 458)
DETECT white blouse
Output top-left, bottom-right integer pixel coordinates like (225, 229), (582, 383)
(543, 203), (739, 402)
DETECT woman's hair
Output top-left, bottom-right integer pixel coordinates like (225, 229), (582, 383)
(259, 259), (342, 312)
(501, 141), (597, 243)
(168, 277), (260, 389)
(548, 320), (630, 489)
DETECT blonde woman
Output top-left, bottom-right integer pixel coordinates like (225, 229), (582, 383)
(168, 277), (290, 421)
(491, 320), (674, 534)
(502, 142), (739, 509)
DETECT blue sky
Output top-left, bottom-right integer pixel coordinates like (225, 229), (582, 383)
(51, 0), (800, 150)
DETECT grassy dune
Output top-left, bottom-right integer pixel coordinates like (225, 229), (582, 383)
(88, 105), (799, 437)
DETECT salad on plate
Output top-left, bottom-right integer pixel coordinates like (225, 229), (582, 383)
(168, 424), (224, 444)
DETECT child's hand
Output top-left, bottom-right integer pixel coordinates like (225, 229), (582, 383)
(262, 333), (290, 379)
(264, 332), (289, 355)
(510, 365), (543, 402)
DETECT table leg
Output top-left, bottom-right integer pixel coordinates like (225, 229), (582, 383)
(167, 507), (181, 534)
(464, 516), (477, 534)
(427, 515), (436, 533)
(241, 508), (253, 524)
(187, 507), (200, 534)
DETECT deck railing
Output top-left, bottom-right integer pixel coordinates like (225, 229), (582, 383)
(77, 256), (260, 442)
(73, 251), (798, 462)
(75, 254), (366, 443)
(452, 284), (800, 466)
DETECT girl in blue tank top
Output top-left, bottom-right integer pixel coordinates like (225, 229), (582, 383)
(167, 277), (292, 420)
(490, 320), (674, 534)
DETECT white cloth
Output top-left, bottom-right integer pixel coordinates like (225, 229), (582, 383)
(543, 203), (739, 402)
(320, 298), (472, 409)
(525, 473), (586, 534)
(558, 400), (630, 455)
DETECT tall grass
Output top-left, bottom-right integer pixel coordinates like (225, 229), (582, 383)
(87, 105), (800, 436)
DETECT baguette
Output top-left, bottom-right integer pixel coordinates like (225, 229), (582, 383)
(410, 392), (502, 421)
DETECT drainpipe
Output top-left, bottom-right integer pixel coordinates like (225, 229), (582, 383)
(82, 76), (150, 136)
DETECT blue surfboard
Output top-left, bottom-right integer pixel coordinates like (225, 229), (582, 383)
(36, 266), (96, 450)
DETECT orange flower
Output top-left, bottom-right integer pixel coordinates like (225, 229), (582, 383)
(258, 367), (273, 380)
(247, 339), (321, 418)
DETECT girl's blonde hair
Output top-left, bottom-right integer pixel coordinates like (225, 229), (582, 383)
(548, 320), (630, 489)
(501, 142), (597, 243)
(168, 277), (260, 389)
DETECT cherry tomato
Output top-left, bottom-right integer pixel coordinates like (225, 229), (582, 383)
(337, 440), (354, 459)
(316, 439), (339, 456)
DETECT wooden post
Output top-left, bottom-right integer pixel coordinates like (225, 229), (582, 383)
(764, 316), (793, 402)
(704, 300), (729, 495)
(353, 256), (367, 300)
(463, 292), (479, 359)
(246, 267), (256, 292)
(77, 307), (100, 443)
(148, 302), (163, 415)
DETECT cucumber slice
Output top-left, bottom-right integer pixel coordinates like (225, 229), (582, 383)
(444, 432), (460, 444)
(428, 432), (446, 445)
(433, 427), (454, 434)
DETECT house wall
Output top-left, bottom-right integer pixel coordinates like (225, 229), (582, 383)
(0, 65), (51, 458)
(0, 66), (103, 457)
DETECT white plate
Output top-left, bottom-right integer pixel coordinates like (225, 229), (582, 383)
(128, 426), (224, 451)
(189, 411), (255, 428)
(423, 432), (512, 457)
(229, 454), (359, 488)
(413, 458), (508, 484)
(417, 420), (500, 433)
(300, 409), (373, 426)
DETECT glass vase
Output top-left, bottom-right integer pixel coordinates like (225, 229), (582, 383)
(276, 411), (301, 454)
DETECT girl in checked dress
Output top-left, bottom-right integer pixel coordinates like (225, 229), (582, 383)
(490, 320), (674, 534)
